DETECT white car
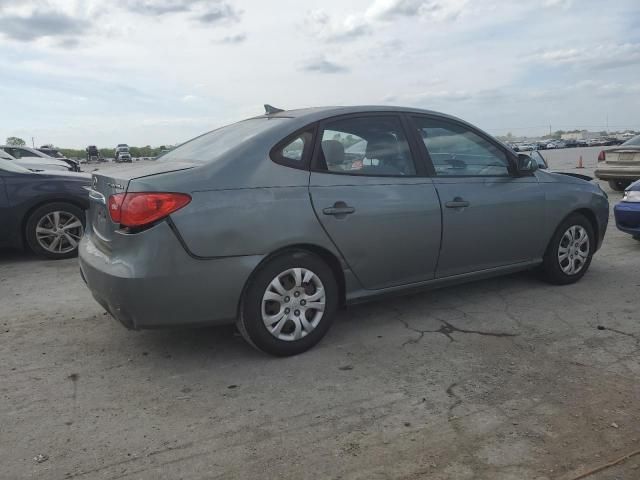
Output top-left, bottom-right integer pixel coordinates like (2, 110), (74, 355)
(0, 145), (73, 172)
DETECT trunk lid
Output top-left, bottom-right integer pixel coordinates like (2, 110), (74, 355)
(605, 148), (640, 166)
(87, 161), (196, 248)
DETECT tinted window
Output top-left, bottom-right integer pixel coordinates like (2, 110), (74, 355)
(4, 148), (20, 158)
(413, 117), (510, 176)
(159, 118), (286, 164)
(13, 148), (39, 158)
(317, 116), (416, 176)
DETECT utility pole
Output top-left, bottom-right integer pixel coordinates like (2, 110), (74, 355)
(606, 114), (609, 133)
(549, 123), (552, 137)
(31, 137), (35, 148)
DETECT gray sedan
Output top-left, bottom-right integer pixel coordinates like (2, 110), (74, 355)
(79, 106), (609, 356)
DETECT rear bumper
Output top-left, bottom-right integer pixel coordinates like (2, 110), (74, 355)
(594, 166), (640, 180)
(614, 202), (640, 236)
(78, 221), (263, 329)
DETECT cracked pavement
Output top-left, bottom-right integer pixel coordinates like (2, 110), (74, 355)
(1, 148), (639, 480)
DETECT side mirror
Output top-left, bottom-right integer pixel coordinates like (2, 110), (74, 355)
(516, 153), (538, 174)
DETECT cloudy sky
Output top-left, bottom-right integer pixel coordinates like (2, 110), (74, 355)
(1, 0), (639, 148)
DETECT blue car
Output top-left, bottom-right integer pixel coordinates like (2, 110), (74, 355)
(614, 180), (640, 241)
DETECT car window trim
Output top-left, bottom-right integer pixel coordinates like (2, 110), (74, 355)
(269, 124), (318, 171)
(407, 114), (518, 178)
(309, 112), (428, 178)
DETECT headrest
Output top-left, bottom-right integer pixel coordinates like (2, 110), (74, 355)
(365, 133), (399, 160)
(321, 140), (345, 166)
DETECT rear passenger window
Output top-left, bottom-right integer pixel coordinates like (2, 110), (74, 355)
(271, 131), (313, 167)
(412, 117), (510, 177)
(316, 116), (416, 176)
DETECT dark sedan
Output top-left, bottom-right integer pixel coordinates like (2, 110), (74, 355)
(0, 159), (90, 259)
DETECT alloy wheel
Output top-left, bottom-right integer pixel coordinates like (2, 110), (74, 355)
(35, 211), (84, 254)
(261, 267), (326, 341)
(557, 225), (590, 275)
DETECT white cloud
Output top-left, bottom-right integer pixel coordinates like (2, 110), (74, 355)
(527, 43), (640, 70)
(365, 0), (469, 22)
(304, 9), (371, 42)
(543, 0), (572, 9)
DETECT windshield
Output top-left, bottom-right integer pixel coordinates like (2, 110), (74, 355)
(0, 158), (31, 173)
(622, 135), (640, 146)
(158, 117), (286, 164)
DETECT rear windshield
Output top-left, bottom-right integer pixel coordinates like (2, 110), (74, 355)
(158, 117), (285, 163)
(622, 135), (640, 146)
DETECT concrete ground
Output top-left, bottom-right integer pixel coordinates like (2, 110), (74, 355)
(1, 147), (639, 479)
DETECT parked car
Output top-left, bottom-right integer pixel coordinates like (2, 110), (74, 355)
(0, 145), (74, 172)
(0, 158), (90, 259)
(37, 145), (81, 171)
(79, 105), (609, 356)
(518, 143), (535, 151)
(613, 180), (640, 241)
(595, 135), (640, 191)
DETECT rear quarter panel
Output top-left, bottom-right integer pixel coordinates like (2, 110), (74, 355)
(161, 164), (342, 260)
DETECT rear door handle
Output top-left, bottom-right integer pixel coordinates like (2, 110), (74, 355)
(323, 202), (355, 217)
(445, 198), (470, 209)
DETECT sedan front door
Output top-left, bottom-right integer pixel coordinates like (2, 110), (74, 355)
(410, 115), (545, 278)
(309, 114), (442, 290)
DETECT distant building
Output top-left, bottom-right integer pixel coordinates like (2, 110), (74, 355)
(561, 131), (600, 141)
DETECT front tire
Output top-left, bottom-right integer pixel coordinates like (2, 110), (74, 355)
(238, 250), (338, 356)
(541, 213), (594, 285)
(25, 202), (85, 260)
(608, 179), (631, 191)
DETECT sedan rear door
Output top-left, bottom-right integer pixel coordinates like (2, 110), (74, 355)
(309, 114), (442, 290)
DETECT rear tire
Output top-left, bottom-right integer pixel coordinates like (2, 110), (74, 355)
(608, 179), (631, 191)
(237, 250), (338, 356)
(25, 202), (85, 260)
(540, 213), (594, 285)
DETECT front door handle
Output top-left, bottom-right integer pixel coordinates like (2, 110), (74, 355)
(445, 197), (470, 209)
(323, 201), (355, 217)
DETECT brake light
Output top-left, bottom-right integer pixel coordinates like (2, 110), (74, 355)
(108, 192), (191, 227)
(598, 150), (605, 162)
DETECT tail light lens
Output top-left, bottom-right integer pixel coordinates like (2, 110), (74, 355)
(598, 150), (605, 162)
(108, 192), (191, 228)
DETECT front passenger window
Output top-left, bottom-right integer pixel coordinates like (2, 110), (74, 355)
(412, 117), (510, 177)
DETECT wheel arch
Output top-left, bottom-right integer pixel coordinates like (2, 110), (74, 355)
(546, 207), (600, 257)
(572, 207), (599, 245)
(237, 243), (347, 317)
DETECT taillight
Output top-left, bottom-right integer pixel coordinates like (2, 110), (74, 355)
(598, 150), (605, 162)
(108, 192), (191, 228)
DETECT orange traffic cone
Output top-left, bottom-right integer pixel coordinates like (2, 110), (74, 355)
(576, 155), (584, 169)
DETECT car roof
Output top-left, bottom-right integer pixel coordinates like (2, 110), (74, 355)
(252, 105), (471, 125)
